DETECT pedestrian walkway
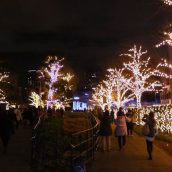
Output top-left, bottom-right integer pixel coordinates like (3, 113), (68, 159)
(87, 134), (172, 172)
(0, 127), (32, 172)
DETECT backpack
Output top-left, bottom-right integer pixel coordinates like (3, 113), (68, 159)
(142, 123), (150, 136)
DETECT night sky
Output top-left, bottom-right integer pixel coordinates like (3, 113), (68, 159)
(0, 0), (172, 74)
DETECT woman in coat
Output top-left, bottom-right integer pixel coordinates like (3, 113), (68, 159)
(142, 112), (158, 160)
(99, 105), (112, 151)
(115, 107), (127, 151)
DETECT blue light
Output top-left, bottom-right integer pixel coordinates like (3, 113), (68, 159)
(73, 96), (80, 100)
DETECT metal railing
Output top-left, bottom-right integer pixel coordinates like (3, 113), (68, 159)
(69, 113), (100, 169)
(31, 113), (100, 171)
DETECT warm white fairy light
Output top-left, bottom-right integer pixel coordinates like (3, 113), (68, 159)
(105, 68), (134, 109)
(40, 56), (73, 109)
(92, 84), (107, 108)
(135, 105), (172, 133)
(29, 92), (44, 108)
(0, 72), (9, 103)
(92, 68), (134, 109)
(62, 73), (74, 83)
(122, 45), (158, 108)
(163, 0), (172, 5)
(156, 58), (172, 78)
(156, 32), (172, 47)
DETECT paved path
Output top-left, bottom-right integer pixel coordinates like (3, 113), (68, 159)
(0, 127), (32, 172)
(87, 134), (172, 172)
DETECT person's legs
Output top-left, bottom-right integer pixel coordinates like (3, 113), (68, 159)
(1, 135), (9, 153)
(118, 136), (122, 150)
(102, 136), (106, 151)
(106, 136), (111, 151)
(122, 135), (126, 147)
(146, 140), (152, 160)
(130, 123), (134, 135)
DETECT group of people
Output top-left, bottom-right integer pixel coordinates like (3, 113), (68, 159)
(0, 104), (65, 154)
(98, 105), (158, 160)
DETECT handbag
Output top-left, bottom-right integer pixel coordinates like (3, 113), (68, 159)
(142, 123), (150, 136)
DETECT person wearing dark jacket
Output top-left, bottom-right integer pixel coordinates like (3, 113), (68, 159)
(99, 105), (112, 152)
(142, 112), (158, 160)
(0, 105), (14, 153)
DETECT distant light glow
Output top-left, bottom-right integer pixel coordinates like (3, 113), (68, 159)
(29, 92), (44, 108)
(73, 101), (87, 111)
(73, 96), (80, 100)
(163, 0), (172, 5)
(0, 72), (9, 104)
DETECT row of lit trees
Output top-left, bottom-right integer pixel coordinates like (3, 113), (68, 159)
(92, 1), (172, 109)
(92, 45), (164, 109)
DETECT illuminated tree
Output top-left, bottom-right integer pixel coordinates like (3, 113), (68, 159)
(122, 45), (157, 108)
(92, 68), (134, 109)
(0, 72), (9, 103)
(39, 56), (74, 109)
(29, 92), (44, 108)
(92, 84), (107, 108)
(105, 68), (134, 109)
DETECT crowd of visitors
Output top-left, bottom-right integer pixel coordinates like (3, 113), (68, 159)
(98, 105), (158, 160)
(0, 104), (64, 154)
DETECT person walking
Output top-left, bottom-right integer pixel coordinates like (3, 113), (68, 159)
(142, 111), (158, 160)
(115, 107), (127, 151)
(0, 105), (14, 153)
(126, 109), (134, 136)
(99, 105), (112, 152)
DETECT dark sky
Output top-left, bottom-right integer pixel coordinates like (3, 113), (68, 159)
(0, 0), (171, 74)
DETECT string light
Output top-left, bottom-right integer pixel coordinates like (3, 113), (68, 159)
(92, 68), (134, 109)
(0, 72), (9, 103)
(163, 0), (172, 5)
(155, 58), (172, 78)
(29, 92), (44, 108)
(156, 32), (172, 47)
(105, 68), (134, 109)
(135, 105), (172, 133)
